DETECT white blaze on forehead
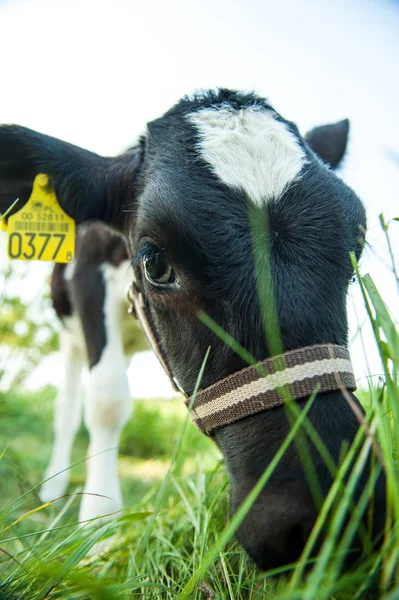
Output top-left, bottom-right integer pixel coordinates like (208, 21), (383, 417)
(187, 106), (307, 206)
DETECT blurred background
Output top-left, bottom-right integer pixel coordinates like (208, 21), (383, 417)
(1, 0), (398, 393)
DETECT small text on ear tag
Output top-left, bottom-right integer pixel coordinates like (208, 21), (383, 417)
(6, 174), (75, 263)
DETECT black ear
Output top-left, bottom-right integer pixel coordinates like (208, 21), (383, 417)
(0, 124), (141, 229)
(305, 119), (350, 169)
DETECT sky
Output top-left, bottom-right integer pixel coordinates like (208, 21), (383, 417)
(1, 0), (399, 392)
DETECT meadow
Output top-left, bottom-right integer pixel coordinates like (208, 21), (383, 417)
(0, 389), (270, 599)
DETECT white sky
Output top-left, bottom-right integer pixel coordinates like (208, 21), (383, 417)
(1, 0), (399, 390)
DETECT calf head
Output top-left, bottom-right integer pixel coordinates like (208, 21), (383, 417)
(0, 90), (385, 569)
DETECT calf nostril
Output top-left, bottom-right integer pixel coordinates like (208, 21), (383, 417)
(285, 523), (307, 562)
(233, 486), (317, 569)
(237, 517), (311, 570)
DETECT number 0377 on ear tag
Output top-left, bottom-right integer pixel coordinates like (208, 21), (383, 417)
(6, 174), (75, 263)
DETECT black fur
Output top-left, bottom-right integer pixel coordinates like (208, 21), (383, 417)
(50, 223), (128, 368)
(0, 125), (141, 228)
(305, 119), (350, 169)
(0, 89), (386, 570)
(51, 263), (72, 318)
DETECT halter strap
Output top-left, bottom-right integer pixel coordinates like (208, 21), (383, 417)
(128, 286), (356, 435)
(185, 344), (356, 433)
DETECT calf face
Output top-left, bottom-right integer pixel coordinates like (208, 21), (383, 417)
(0, 90), (385, 569)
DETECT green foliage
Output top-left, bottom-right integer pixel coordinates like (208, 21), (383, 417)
(1, 289), (57, 352)
(0, 263), (59, 386)
(120, 399), (213, 460)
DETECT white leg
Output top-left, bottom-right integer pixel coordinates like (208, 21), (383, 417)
(79, 263), (132, 523)
(40, 324), (84, 502)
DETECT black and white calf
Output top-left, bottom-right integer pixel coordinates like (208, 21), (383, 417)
(41, 224), (147, 521)
(0, 90), (386, 569)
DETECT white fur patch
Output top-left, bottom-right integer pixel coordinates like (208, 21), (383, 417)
(64, 260), (76, 281)
(39, 320), (85, 503)
(187, 105), (306, 206)
(79, 262), (132, 523)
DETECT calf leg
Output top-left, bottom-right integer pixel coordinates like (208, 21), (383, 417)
(40, 323), (84, 502)
(77, 262), (132, 523)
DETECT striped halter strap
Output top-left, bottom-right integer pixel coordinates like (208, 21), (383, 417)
(128, 285), (356, 435)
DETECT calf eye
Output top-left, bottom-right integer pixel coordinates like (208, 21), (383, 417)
(144, 253), (175, 285)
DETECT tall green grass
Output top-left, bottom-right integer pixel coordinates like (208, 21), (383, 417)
(0, 216), (398, 599)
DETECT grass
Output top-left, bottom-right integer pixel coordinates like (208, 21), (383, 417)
(0, 217), (398, 599)
(0, 388), (264, 599)
(0, 384), (393, 599)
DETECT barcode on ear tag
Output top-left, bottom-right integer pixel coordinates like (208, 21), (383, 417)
(6, 174), (75, 263)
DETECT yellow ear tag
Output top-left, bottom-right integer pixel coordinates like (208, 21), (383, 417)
(6, 174), (75, 263)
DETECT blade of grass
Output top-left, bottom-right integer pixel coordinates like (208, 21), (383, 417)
(0, 198), (19, 222)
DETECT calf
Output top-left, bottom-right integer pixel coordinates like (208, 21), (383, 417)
(17, 222), (146, 521)
(0, 90), (386, 569)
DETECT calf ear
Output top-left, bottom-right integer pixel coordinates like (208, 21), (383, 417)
(0, 124), (141, 229)
(305, 119), (349, 169)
